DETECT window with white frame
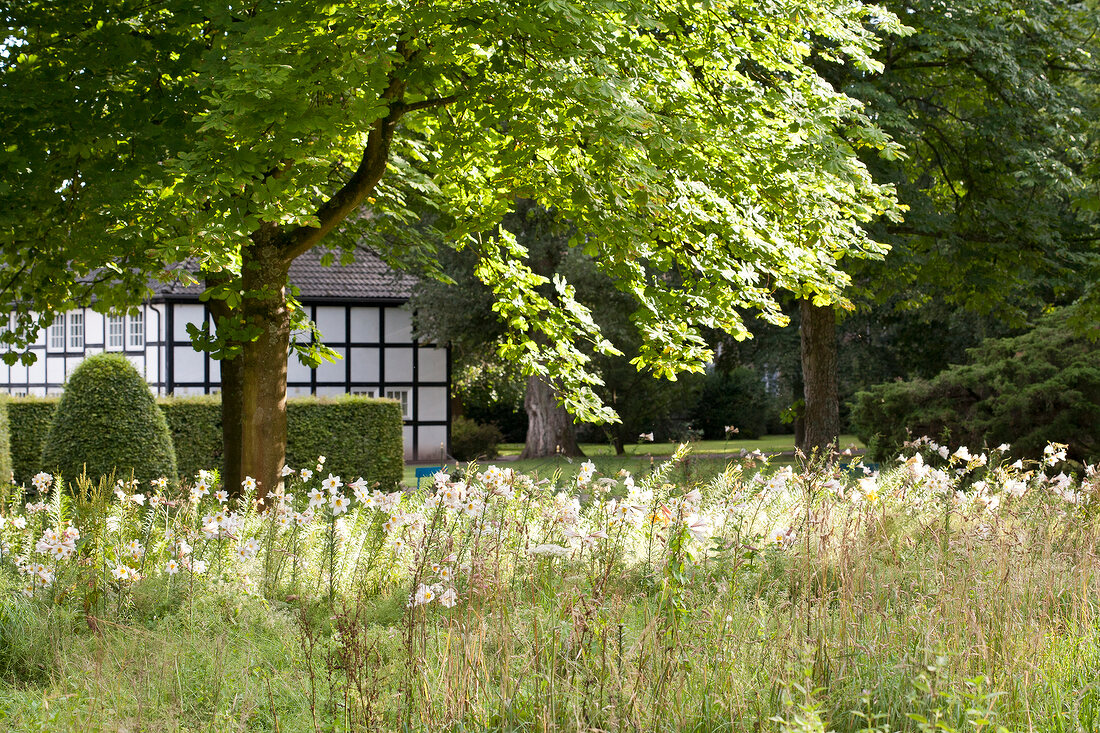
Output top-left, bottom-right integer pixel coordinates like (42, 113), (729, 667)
(48, 315), (65, 351)
(68, 312), (84, 349)
(128, 310), (145, 348)
(385, 389), (410, 419)
(351, 389), (376, 398)
(107, 315), (125, 350)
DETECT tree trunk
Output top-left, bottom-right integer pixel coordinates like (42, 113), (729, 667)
(519, 375), (584, 459)
(798, 299), (839, 459)
(238, 238), (292, 502)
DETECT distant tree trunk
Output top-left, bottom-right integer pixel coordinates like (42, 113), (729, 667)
(798, 299), (839, 458)
(789, 324), (806, 450)
(237, 235), (292, 503)
(519, 375), (584, 459)
(515, 207), (584, 460)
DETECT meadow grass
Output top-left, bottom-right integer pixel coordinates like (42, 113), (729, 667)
(1, 441), (1097, 731)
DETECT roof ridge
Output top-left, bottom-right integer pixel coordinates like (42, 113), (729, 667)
(152, 247), (415, 301)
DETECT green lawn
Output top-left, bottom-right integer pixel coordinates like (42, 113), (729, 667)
(402, 433), (865, 487)
(498, 432), (864, 457)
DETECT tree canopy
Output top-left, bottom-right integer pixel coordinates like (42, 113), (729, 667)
(411, 201), (703, 455)
(753, 0), (1100, 453)
(2, 0), (905, 492)
(848, 0), (1100, 320)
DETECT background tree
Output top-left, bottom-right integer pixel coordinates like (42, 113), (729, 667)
(412, 201), (587, 459)
(793, 0), (1100, 453)
(412, 201), (701, 457)
(2, 0), (904, 496)
(851, 305), (1100, 464)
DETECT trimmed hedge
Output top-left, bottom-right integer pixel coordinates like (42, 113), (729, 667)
(7, 393), (404, 488)
(159, 396), (223, 479)
(850, 308), (1100, 464)
(158, 395), (405, 488)
(0, 397), (10, 484)
(287, 396), (404, 489)
(41, 354), (178, 485)
(8, 397), (60, 486)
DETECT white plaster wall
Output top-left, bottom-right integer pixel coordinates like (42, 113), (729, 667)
(417, 426), (449, 462)
(384, 347), (413, 383)
(385, 308), (413, 343)
(174, 305), (205, 341)
(349, 307), (379, 342)
(173, 345), (204, 382)
(349, 347), (379, 382)
(315, 347), (346, 384)
(418, 348), (447, 383)
(417, 386), (448, 421)
(315, 306), (346, 343)
(287, 354), (312, 384)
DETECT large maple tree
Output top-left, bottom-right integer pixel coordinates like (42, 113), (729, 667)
(2, 0), (903, 495)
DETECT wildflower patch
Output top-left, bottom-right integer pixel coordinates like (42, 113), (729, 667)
(1, 441), (1098, 730)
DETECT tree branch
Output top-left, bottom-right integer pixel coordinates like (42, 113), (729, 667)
(889, 58), (971, 71)
(394, 94), (461, 115)
(0, 258), (33, 302)
(885, 224), (1000, 244)
(920, 135), (964, 209)
(279, 43), (418, 262)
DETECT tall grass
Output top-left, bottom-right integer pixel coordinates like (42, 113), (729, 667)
(0, 442), (1097, 731)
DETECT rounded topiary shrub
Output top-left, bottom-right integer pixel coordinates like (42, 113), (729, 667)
(41, 353), (177, 485)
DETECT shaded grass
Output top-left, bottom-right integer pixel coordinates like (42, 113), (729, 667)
(4, 544), (1100, 732)
(498, 434), (865, 458)
(7, 511), (1100, 733)
(403, 434), (866, 487)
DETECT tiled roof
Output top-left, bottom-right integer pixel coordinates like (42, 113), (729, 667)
(153, 247), (415, 302)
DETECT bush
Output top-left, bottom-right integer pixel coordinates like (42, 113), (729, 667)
(40, 354), (178, 485)
(463, 401), (527, 443)
(0, 397), (10, 484)
(6, 392), (405, 488)
(287, 396), (403, 488)
(691, 367), (770, 440)
(453, 366), (528, 443)
(449, 416), (504, 461)
(7, 397), (57, 486)
(850, 308), (1100, 463)
(160, 395), (405, 488)
(159, 395), (223, 479)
